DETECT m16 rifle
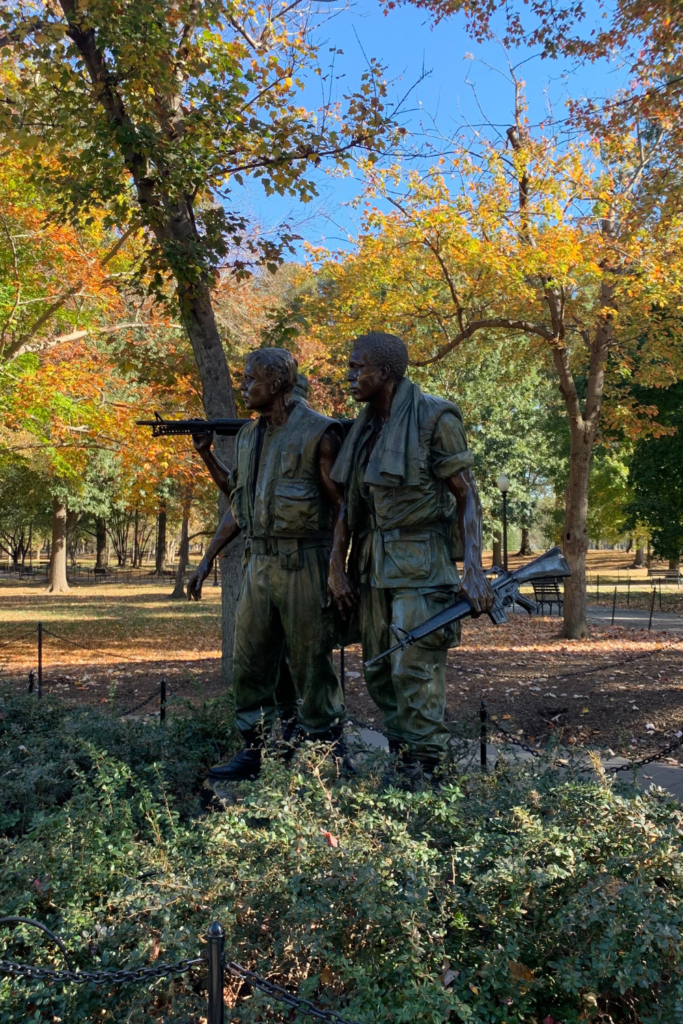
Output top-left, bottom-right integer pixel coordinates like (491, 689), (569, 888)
(364, 546), (571, 668)
(137, 411), (356, 438)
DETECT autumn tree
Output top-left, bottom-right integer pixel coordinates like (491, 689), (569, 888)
(0, 0), (398, 676)
(300, 97), (683, 636)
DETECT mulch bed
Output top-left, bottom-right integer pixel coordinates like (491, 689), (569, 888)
(2, 615), (682, 760)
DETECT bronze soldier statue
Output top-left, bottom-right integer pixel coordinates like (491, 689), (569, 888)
(187, 348), (348, 782)
(328, 332), (493, 787)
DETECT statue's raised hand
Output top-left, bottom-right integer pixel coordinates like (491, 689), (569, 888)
(192, 432), (213, 455)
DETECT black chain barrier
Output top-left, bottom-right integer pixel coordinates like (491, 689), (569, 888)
(0, 957), (203, 986)
(0, 920), (364, 1024)
(520, 635), (683, 689)
(227, 960), (364, 1024)
(486, 699), (683, 774)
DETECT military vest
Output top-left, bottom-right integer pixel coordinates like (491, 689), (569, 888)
(345, 391), (469, 589)
(350, 392), (460, 533)
(231, 400), (341, 541)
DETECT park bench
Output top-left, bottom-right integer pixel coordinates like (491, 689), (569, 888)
(648, 567), (682, 587)
(531, 577), (564, 616)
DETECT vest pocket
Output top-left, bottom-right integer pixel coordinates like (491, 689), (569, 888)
(280, 450), (300, 477)
(273, 479), (320, 533)
(231, 484), (249, 528)
(382, 532), (431, 581)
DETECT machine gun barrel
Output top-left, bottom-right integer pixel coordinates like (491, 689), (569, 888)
(137, 412), (356, 438)
(136, 413), (249, 437)
(363, 546), (570, 669)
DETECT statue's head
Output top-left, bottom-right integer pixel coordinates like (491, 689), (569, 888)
(347, 331), (409, 403)
(241, 348), (298, 411)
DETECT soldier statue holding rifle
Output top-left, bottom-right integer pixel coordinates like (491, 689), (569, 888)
(187, 348), (349, 783)
(328, 332), (494, 788)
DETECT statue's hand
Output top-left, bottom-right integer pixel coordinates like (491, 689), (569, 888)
(187, 558), (211, 601)
(192, 432), (213, 455)
(327, 560), (357, 619)
(458, 564), (494, 617)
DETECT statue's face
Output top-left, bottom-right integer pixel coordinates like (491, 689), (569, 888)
(241, 357), (279, 410)
(347, 346), (388, 402)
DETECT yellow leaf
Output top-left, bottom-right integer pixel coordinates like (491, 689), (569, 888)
(468, 983), (479, 995)
(508, 961), (534, 982)
(320, 966), (333, 986)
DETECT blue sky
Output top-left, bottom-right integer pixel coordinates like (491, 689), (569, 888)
(230, 0), (627, 253)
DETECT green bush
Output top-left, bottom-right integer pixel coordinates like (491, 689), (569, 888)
(1, 692), (683, 1024)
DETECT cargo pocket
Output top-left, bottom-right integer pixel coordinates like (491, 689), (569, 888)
(414, 589), (459, 649)
(382, 532), (431, 582)
(273, 479), (320, 533)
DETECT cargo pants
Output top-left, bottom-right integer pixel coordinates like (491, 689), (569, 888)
(233, 539), (345, 736)
(360, 584), (460, 760)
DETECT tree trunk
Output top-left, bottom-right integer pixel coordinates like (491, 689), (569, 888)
(669, 556), (680, 571)
(631, 546), (645, 568)
(625, 537), (633, 553)
(47, 497), (70, 594)
(492, 531), (502, 568)
(95, 518), (108, 568)
(171, 506), (191, 599)
(155, 508), (167, 575)
(132, 509), (138, 568)
(561, 423), (593, 639)
(517, 527), (532, 556)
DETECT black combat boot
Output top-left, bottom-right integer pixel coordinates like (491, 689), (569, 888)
(327, 723), (358, 777)
(276, 713), (299, 765)
(300, 724), (357, 776)
(207, 729), (264, 783)
(382, 746), (441, 793)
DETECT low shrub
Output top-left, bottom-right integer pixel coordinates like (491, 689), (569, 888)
(1, 692), (683, 1024)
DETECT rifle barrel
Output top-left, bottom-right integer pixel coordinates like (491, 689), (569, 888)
(136, 415), (357, 437)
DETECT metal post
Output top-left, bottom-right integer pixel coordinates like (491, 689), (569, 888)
(207, 921), (225, 1024)
(28, 669), (35, 693)
(627, 578), (631, 607)
(502, 492), (508, 572)
(480, 700), (487, 771)
(213, 561), (218, 587)
(37, 621), (42, 699)
(648, 588), (656, 630)
(160, 677), (166, 723)
(659, 579), (662, 611)
(339, 646), (345, 694)
(611, 587), (617, 625)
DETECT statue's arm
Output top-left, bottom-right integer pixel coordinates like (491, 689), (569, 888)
(187, 509), (241, 601)
(447, 469), (494, 614)
(318, 428), (357, 614)
(192, 434), (234, 497)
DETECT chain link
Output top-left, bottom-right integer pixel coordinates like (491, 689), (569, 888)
(492, 708), (683, 775)
(0, 957), (203, 985)
(227, 960), (364, 1024)
(607, 732), (683, 773)
(0, 953), (364, 1024)
(491, 717), (543, 758)
(117, 686), (163, 717)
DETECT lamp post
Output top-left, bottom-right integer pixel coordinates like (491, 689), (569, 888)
(497, 473), (510, 572)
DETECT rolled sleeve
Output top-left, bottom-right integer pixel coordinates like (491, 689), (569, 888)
(430, 411), (475, 480)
